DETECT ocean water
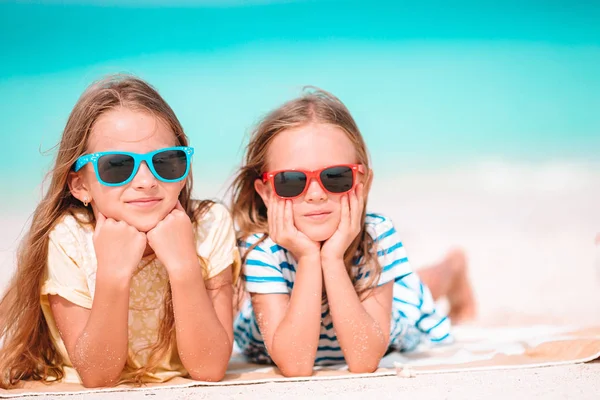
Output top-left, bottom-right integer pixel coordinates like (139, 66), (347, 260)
(0, 0), (598, 209)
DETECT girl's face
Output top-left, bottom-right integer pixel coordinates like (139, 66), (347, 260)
(255, 122), (364, 242)
(69, 108), (186, 232)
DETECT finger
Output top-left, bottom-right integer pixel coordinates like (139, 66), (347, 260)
(339, 194), (350, 232)
(276, 197), (286, 238)
(145, 228), (154, 245)
(356, 182), (365, 207)
(356, 183), (366, 233)
(350, 184), (362, 228)
(267, 196), (277, 238)
(140, 233), (149, 253)
(284, 199), (294, 232)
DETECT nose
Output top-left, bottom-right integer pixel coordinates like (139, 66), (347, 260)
(304, 178), (327, 203)
(130, 161), (158, 190)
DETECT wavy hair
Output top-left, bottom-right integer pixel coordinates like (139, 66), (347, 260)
(229, 88), (379, 297)
(0, 74), (212, 388)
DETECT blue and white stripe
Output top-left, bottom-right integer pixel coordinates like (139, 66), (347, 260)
(233, 213), (452, 365)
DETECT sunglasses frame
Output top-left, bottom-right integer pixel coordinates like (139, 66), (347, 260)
(262, 163), (365, 199)
(74, 146), (194, 187)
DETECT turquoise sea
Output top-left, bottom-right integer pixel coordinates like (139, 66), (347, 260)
(0, 0), (598, 210)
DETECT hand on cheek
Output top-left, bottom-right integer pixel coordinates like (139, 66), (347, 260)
(146, 201), (199, 276)
(321, 183), (364, 263)
(268, 196), (321, 261)
(93, 211), (147, 280)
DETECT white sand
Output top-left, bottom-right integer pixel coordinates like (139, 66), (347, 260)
(43, 363), (600, 400)
(1, 161), (599, 398)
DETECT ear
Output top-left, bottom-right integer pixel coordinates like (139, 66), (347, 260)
(68, 171), (91, 204)
(254, 178), (272, 206)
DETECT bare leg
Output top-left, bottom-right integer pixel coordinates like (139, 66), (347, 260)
(416, 248), (477, 323)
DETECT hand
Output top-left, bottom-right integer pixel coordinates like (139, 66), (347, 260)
(268, 196), (321, 261)
(321, 184), (365, 263)
(93, 212), (147, 280)
(147, 202), (199, 276)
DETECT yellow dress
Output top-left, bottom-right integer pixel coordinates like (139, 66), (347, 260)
(40, 202), (240, 383)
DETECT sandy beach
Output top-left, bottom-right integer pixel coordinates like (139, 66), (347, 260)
(1, 161), (599, 398)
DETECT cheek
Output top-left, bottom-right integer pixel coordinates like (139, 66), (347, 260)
(170, 180), (186, 196)
(328, 193), (344, 205)
(89, 183), (122, 205)
(152, 182), (186, 215)
(290, 201), (302, 220)
(88, 186), (124, 219)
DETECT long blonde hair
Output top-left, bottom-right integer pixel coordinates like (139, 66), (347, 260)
(0, 74), (212, 388)
(230, 88), (380, 295)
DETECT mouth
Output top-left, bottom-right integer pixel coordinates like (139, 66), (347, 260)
(304, 211), (332, 220)
(126, 198), (162, 208)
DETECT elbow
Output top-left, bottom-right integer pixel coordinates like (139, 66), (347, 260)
(80, 374), (119, 388)
(347, 362), (379, 374)
(188, 366), (228, 382)
(74, 361), (121, 388)
(73, 358), (122, 388)
(277, 363), (314, 378)
(347, 353), (384, 374)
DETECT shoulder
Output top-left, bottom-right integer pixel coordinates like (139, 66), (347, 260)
(364, 212), (397, 242)
(193, 200), (230, 224)
(203, 201), (230, 221)
(46, 211), (94, 268)
(239, 233), (287, 258)
(192, 201), (233, 237)
(48, 211), (92, 245)
(191, 201), (241, 279)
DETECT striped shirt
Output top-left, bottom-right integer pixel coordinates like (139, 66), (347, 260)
(233, 213), (452, 365)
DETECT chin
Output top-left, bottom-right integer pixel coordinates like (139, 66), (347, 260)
(301, 225), (337, 243)
(127, 217), (161, 233)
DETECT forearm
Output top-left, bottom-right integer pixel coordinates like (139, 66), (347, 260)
(169, 266), (232, 382)
(270, 254), (322, 376)
(322, 258), (388, 373)
(73, 273), (131, 387)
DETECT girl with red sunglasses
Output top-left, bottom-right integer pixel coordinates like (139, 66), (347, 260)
(0, 75), (240, 388)
(230, 88), (476, 376)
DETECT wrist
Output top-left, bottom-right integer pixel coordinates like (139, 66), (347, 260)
(320, 253), (345, 266)
(296, 252), (322, 266)
(165, 259), (204, 282)
(320, 256), (347, 281)
(95, 266), (132, 291)
(320, 257), (350, 284)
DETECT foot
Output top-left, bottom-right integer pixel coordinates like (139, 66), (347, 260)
(444, 248), (477, 323)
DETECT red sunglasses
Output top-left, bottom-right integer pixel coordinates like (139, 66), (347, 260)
(262, 164), (365, 199)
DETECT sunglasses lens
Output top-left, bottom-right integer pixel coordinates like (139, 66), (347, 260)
(273, 171), (307, 198)
(152, 149), (188, 181)
(320, 166), (354, 193)
(97, 154), (135, 184)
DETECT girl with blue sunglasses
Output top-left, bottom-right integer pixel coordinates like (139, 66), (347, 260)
(0, 75), (240, 388)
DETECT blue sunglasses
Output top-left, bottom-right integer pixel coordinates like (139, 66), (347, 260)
(74, 146), (194, 187)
